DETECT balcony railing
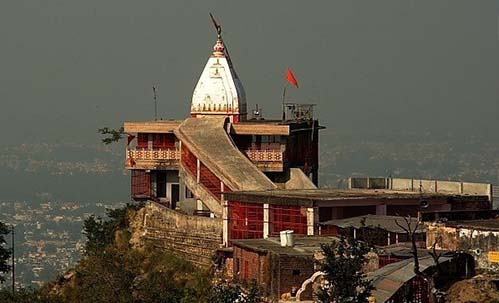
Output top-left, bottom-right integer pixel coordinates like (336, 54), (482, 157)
(126, 148), (180, 169)
(244, 149), (284, 172)
(244, 149), (284, 162)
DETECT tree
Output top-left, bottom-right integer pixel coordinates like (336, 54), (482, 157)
(0, 222), (11, 283)
(395, 215), (443, 303)
(98, 127), (125, 145)
(83, 203), (143, 255)
(210, 279), (262, 303)
(316, 237), (374, 303)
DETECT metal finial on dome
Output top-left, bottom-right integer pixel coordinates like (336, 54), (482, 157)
(210, 13), (225, 57)
(213, 38), (225, 57)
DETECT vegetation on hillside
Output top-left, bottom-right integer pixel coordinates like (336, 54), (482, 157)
(316, 236), (374, 303)
(0, 204), (262, 303)
(0, 221), (11, 283)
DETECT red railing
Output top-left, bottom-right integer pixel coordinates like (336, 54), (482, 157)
(181, 145), (231, 201)
(181, 146), (197, 177)
(200, 163), (222, 199)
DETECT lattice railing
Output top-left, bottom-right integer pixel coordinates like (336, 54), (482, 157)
(127, 148), (180, 161)
(244, 149), (283, 162)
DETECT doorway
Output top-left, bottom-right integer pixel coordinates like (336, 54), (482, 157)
(171, 183), (180, 209)
(156, 172), (167, 198)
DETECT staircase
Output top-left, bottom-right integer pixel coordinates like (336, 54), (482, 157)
(179, 164), (223, 217)
(175, 117), (277, 217)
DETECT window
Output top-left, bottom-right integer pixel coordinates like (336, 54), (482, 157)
(292, 269), (301, 276)
(137, 133), (148, 149)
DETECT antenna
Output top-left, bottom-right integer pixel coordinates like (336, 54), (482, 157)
(11, 225), (14, 296)
(152, 85), (158, 121)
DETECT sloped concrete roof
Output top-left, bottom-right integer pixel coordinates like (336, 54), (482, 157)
(175, 116), (276, 191)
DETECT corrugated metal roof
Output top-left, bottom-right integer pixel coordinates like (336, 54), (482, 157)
(368, 255), (453, 302)
(320, 214), (425, 234)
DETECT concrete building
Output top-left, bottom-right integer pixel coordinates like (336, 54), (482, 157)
(422, 209), (499, 270)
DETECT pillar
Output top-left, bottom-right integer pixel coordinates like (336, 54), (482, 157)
(376, 204), (387, 216)
(222, 200), (229, 247)
(196, 159), (200, 183)
(263, 204), (270, 239)
(307, 207), (318, 236)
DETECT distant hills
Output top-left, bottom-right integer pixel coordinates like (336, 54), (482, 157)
(0, 131), (498, 203)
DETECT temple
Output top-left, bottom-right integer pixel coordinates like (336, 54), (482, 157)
(123, 18), (494, 301)
(124, 20), (324, 245)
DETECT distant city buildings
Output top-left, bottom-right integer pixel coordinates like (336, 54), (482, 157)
(0, 200), (122, 288)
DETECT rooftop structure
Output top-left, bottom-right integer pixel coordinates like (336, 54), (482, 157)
(124, 17), (322, 222)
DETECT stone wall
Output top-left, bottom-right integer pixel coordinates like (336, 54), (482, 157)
(426, 223), (499, 270)
(130, 202), (223, 267)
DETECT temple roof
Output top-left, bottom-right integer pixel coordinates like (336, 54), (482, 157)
(191, 33), (247, 120)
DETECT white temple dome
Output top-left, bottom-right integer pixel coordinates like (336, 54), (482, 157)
(190, 36), (247, 122)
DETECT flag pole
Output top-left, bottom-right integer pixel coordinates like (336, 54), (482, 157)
(282, 83), (287, 121)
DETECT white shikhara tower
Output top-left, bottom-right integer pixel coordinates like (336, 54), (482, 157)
(191, 31), (247, 123)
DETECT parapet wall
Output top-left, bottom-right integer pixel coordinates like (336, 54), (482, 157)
(130, 202), (223, 267)
(349, 177), (492, 201)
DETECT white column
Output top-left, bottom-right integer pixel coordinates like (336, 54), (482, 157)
(196, 199), (204, 211)
(196, 159), (200, 183)
(221, 181), (224, 201)
(222, 200), (229, 247)
(263, 204), (270, 239)
(387, 232), (391, 246)
(307, 207), (317, 236)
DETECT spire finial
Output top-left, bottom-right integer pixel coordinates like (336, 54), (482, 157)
(209, 13), (225, 57)
(210, 13), (222, 38)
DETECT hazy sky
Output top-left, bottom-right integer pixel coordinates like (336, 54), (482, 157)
(1, 0), (498, 144)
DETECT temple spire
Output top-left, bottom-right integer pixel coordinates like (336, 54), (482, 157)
(190, 14), (247, 123)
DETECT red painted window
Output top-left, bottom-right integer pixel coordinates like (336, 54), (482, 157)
(137, 133), (148, 149)
(229, 201), (263, 241)
(152, 133), (175, 149)
(131, 170), (150, 198)
(270, 205), (307, 235)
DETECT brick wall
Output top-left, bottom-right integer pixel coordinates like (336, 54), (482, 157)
(278, 254), (315, 300)
(233, 246), (264, 284)
(130, 202), (223, 267)
(233, 244), (316, 300)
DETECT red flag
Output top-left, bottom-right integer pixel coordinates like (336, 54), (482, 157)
(286, 68), (299, 88)
(127, 134), (136, 146)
